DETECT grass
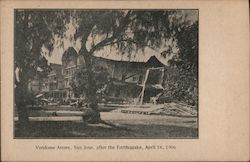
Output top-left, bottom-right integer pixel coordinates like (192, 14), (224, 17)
(14, 121), (198, 138)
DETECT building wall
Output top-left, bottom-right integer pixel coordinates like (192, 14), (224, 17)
(93, 57), (147, 85)
(28, 79), (41, 93)
(40, 78), (49, 92)
(113, 63), (147, 84)
(40, 63), (66, 99)
(29, 47), (165, 102)
(61, 49), (79, 98)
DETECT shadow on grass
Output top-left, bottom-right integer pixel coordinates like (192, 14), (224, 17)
(14, 121), (198, 138)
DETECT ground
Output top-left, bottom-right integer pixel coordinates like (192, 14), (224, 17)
(15, 104), (198, 138)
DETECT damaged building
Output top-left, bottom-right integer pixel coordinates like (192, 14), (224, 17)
(94, 55), (166, 104)
(29, 47), (167, 104)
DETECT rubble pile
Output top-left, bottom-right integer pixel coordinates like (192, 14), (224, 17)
(116, 102), (197, 117)
(150, 102), (197, 117)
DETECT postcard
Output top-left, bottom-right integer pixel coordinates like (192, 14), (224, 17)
(1, 0), (249, 161)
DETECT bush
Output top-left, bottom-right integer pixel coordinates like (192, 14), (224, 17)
(163, 66), (198, 106)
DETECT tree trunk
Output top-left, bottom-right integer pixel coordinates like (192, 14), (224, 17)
(15, 76), (30, 132)
(81, 53), (101, 123)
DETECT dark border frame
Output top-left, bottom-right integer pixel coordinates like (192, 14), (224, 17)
(13, 8), (199, 139)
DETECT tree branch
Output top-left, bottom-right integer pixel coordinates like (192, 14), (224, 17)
(88, 11), (137, 55)
(103, 38), (158, 51)
(78, 23), (95, 56)
(88, 36), (115, 54)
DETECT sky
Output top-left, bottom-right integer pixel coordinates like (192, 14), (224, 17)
(43, 10), (198, 65)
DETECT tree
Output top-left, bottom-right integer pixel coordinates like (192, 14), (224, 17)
(15, 10), (198, 125)
(163, 20), (198, 106)
(169, 21), (198, 77)
(70, 64), (110, 101)
(71, 10), (187, 123)
(14, 10), (70, 127)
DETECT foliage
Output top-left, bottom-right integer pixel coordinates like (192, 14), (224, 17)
(70, 64), (110, 99)
(14, 10), (71, 124)
(72, 10), (182, 56)
(163, 21), (198, 106)
(163, 66), (198, 106)
(169, 21), (198, 78)
(15, 10), (198, 122)
(15, 10), (70, 79)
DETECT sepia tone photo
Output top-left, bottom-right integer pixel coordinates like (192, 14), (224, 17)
(14, 9), (198, 138)
(1, 0), (249, 161)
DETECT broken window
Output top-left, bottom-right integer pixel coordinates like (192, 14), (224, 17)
(132, 76), (137, 81)
(122, 74), (126, 81)
(138, 75), (143, 84)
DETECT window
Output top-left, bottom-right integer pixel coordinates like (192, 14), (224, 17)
(65, 80), (68, 87)
(138, 75), (143, 84)
(115, 89), (120, 97)
(122, 74), (126, 80)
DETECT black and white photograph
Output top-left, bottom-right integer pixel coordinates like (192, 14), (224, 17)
(14, 9), (198, 138)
